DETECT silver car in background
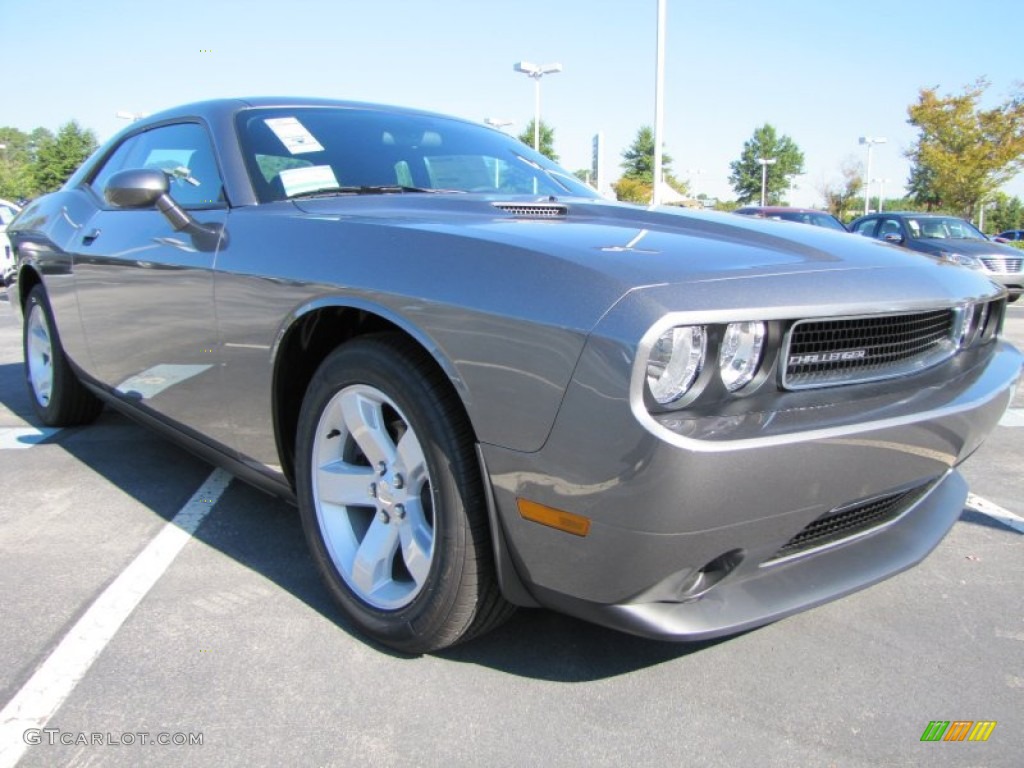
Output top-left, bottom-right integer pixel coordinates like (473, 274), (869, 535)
(6, 98), (1021, 652)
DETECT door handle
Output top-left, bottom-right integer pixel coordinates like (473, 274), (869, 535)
(81, 228), (101, 245)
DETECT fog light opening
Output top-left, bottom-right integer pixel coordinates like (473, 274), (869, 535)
(678, 549), (744, 600)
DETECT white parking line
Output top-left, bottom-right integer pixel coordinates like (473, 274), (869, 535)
(966, 493), (1024, 534)
(999, 407), (1024, 427)
(0, 468), (233, 768)
(0, 427), (61, 450)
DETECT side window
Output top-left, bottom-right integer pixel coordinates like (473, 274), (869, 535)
(90, 123), (225, 209)
(878, 218), (902, 238)
(853, 219), (877, 237)
(90, 139), (141, 201)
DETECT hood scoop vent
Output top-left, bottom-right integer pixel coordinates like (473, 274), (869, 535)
(492, 202), (568, 218)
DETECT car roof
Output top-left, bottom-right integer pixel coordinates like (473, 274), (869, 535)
(736, 206), (833, 215)
(139, 97), (467, 127)
(858, 212), (959, 219)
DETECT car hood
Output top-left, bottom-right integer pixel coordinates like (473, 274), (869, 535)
(907, 237), (1022, 258)
(292, 196), (944, 289)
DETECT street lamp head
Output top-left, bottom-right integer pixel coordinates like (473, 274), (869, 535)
(859, 136), (888, 146)
(514, 61), (562, 78)
(757, 157), (777, 166)
(484, 118), (513, 129)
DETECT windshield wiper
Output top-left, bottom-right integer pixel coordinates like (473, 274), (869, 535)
(287, 185), (463, 199)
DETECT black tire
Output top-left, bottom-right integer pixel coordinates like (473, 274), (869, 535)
(22, 285), (103, 427)
(295, 334), (513, 653)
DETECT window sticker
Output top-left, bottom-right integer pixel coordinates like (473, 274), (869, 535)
(264, 117), (325, 155)
(278, 165), (338, 196)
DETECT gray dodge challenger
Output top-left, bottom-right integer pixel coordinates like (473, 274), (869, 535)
(6, 98), (1021, 653)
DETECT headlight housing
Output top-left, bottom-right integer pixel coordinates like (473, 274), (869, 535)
(718, 321), (766, 391)
(646, 326), (706, 404)
(940, 252), (982, 269)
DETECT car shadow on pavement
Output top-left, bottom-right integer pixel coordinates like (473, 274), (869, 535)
(0, 362), (37, 423)
(0, 357), (755, 680)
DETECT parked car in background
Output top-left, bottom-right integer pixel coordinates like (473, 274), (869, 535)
(734, 206), (848, 232)
(5, 98), (1020, 653)
(1, 198), (23, 286)
(994, 229), (1024, 242)
(850, 212), (1023, 303)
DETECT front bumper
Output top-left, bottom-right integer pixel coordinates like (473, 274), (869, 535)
(481, 336), (1021, 641)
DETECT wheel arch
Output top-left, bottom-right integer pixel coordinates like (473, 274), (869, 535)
(271, 297), (468, 486)
(15, 264), (43, 312)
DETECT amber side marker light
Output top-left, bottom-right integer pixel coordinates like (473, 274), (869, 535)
(517, 498), (591, 537)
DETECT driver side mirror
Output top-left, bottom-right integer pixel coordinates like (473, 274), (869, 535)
(882, 233), (904, 244)
(104, 168), (226, 251)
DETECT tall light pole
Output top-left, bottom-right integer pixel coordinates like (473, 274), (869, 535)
(872, 177), (891, 213)
(859, 136), (887, 215)
(513, 61), (562, 151)
(652, 0), (667, 206)
(757, 158), (777, 207)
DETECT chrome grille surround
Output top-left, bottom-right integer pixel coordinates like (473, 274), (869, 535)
(492, 203), (567, 218)
(781, 308), (958, 390)
(763, 481), (936, 565)
(979, 255), (1023, 274)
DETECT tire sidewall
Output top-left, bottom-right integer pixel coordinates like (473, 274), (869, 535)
(23, 287), (65, 425)
(295, 339), (476, 651)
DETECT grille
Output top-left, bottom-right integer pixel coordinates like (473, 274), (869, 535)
(492, 203), (567, 218)
(980, 256), (1023, 273)
(766, 482), (934, 563)
(782, 309), (955, 389)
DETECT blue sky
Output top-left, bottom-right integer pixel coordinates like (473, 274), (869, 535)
(3, 0), (1021, 206)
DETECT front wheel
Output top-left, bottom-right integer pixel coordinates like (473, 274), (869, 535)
(295, 335), (512, 653)
(23, 285), (103, 426)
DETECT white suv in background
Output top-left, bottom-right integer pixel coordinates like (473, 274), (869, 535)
(1, 198), (22, 287)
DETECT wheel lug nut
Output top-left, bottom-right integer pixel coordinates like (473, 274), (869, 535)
(368, 482), (377, 498)
(394, 504), (406, 520)
(377, 510), (389, 524)
(376, 461), (387, 476)
(393, 474), (404, 489)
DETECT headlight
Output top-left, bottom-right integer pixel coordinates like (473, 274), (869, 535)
(940, 252), (982, 268)
(718, 321), (766, 391)
(957, 301), (991, 347)
(646, 326), (706, 404)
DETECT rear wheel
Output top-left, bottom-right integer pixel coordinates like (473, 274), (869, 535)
(23, 285), (103, 426)
(295, 335), (513, 653)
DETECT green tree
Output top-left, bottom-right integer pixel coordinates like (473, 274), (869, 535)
(517, 119), (558, 162)
(0, 126), (53, 200)
(612, 176), (652, 204)
(729, 124), (805, 204)
(817, 156), (863, 219)
(981, 192), (1024, 233)
(33, 121), (98, 193)
(906, 161), (942, 211)
(615, 126), (687, 203)
(905, 79), (1024, 218)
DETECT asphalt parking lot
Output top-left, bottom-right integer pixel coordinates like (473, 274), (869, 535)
(1, 296), (1022, 768)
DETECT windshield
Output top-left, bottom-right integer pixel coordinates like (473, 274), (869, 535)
(237, 107), (599, 203)
(905, 216), (985, 241)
